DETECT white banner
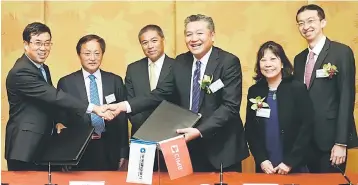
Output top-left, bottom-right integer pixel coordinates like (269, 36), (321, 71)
(126, 139), (157, 185)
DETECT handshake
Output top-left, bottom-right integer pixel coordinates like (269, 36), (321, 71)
(92, 101), (128, 121)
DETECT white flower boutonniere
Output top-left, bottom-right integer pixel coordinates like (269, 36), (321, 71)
(249, 96), (269, 111)
(322, 63), (338, 79)
(200, 75), (213, 94)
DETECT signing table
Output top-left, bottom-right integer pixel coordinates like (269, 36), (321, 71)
(2, 171), (358, 185)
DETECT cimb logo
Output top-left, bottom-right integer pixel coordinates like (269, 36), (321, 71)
(171, 145), (183, 170)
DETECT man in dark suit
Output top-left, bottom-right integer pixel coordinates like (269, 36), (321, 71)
(56, 34), (129, 171)
(111, 14), (249, 172)
(125, 24), (174, 135)
(293, 4), (358, 173)
(5, 22), (111, 171)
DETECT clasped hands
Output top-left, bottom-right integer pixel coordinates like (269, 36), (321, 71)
(92, 102), (127, 121)
(261, 160), (291, 175)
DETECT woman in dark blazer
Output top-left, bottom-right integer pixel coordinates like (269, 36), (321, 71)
(245, 41), (313, 175)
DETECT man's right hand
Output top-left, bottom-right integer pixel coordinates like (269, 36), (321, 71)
(260, 160), (276, 174)
(107, 102), (128, 117)
(56, 123), (67, 134)
(93, 104), (114, 121)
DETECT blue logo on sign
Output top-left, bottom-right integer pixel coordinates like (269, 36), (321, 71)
(140, 148), (146, 153)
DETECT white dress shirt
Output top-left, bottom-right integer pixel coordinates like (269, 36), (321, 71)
(82, 68), (104, 106)
(148, 54), (165, 89)
(189, 47), (212, 110)
(304, 36), (326, 83)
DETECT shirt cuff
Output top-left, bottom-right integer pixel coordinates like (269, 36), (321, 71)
(86, 103), (95, 113)
(124, 101), (132, 113)
(335, 143), (347, 147)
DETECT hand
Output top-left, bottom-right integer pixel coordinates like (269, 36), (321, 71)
(107, 102), (127, 117)
(118, 158), (128, 171)
(274, 162), (291, 175)
(93, 104), (114, 121)
(176, 128), (201, 142)
(56, 123), (67, 134)
(330, 144), (347, 165)
(260, 160), (276, 174)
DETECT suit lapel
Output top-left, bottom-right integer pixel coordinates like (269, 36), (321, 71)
(198, 47), (220, 109)
(23, 54), (48, 84)
(296, 50), (308, 83)
(158, 55), (171, 84)
(140, 58), (151, 92)
(74, 70), (89, 103)
(182, 53), (194, 109)
(101, 70), (111, 104)
(309, 39), (331, 88)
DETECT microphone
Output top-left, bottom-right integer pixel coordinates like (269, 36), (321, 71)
(333, 164), (353, 185)
(214, 163), (228, 185)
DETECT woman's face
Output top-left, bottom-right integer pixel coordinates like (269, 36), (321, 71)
(259, 49), (283, 80)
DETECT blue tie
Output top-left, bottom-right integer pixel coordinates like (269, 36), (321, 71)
(39, 65), (47, 82)
(89, 75), (105, 135)
(191, 61), (201, 113)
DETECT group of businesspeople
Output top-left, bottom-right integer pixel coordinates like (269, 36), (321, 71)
(5, 4), (358, 175)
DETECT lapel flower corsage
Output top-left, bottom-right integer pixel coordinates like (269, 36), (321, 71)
(249, 96), (269, 111)
(322, 63), (338, 79)
(200, 75), (213, 94)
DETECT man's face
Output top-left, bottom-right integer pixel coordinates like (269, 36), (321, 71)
(78, 40), (103, 74)
(24, 32), (52, 64)
(297, 10), (326, 42)
(140, 30), (165, 62)
(185, 20), (214, 60)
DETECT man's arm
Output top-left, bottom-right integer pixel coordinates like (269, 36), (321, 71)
(196, 56), (242, 138)
(335, 46), (356, 145)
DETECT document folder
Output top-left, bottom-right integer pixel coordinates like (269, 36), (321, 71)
(133, 100), (201, 142)
(36, 124), (94, 166)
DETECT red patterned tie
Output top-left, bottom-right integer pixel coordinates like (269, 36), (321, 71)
(304, 51), (315, 88)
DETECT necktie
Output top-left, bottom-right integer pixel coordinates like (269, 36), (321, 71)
(304, 51), (315, 88)
(89, 74), (105, 135)
(39, 65), (47, 82)
(149, 62), (157, 90)
(191, 61), (201, 113)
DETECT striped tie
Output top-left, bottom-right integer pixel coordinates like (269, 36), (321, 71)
(89, 74), (105, 135)
(304, 51), (315, 88)
(191, 61), (201, 113)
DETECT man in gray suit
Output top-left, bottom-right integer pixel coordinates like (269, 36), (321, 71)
(293, 4), (358, 173)
(125, 24), (174, 135)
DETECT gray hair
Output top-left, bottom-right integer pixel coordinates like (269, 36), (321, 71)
(184, 14), (215, 32)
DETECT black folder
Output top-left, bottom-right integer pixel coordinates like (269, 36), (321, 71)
(36, 125), (94, 166)
(133, 100), (202, 142)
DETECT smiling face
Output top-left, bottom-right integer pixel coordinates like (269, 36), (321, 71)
(259, 49), (283, 81)
(185, 20), (215, 60)
(297, 9), (326, 43)
(79, 40), (103, 74)
(139, 30), (165, 62)
(24, 32), (52, 64)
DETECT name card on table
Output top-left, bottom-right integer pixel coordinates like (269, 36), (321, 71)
(69, 181), (105, 185)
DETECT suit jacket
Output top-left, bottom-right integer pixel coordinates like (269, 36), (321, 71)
(125, 55), (175, 135)
(245, 77), (313, 168)
(293, 38), (358, 150)
(128, 46), (249, 169)
(57, 69), (129, 164)
(5, 54), (87, 162)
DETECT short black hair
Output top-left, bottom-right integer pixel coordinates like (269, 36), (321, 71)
(296, 4), (325, 22)
(138, 24), (164, 42)
(76, 34), (106, 55)
(253, 41), (293, 82)
(22, 22), (52, 42)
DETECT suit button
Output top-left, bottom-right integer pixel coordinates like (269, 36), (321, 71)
(281, 130), (284, 134)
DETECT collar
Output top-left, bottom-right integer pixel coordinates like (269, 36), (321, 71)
(308, 36), (326, 55)
(82, 68), (101, 80)
(25, 53), (43, 68)
(148, 53), (165, 67)
(193, 47), (213, 66)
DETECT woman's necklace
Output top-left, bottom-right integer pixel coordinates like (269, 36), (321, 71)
(269, 87), (277, 100)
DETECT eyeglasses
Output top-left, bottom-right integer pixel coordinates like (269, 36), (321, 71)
(29, 41), (53, 48)
(297, 18), (321, 28)
(81, 52), (102, 58)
